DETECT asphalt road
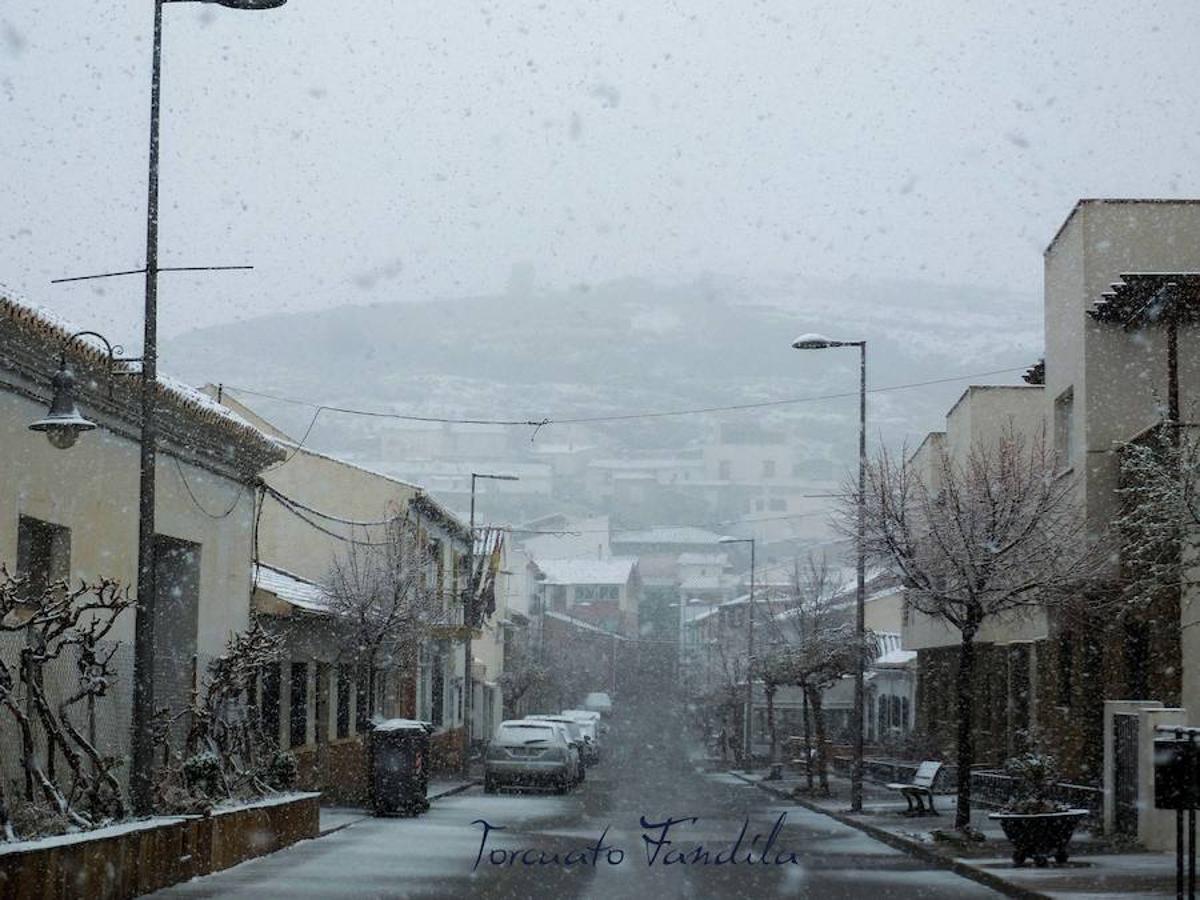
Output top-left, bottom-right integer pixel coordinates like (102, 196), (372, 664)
(155, 704), (997, 899)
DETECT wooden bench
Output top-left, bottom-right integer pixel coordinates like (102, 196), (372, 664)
(886, 761), (943, 816)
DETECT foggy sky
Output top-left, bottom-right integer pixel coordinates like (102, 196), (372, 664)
(2, 1), (1199, 348)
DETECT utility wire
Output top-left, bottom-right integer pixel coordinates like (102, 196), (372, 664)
(261, 483), (396, 528)
(262, 489), (394, 547)
(219, 366), (1027, 429)
(172, 456), (247, 519)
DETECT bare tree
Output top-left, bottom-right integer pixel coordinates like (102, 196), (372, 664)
(497, 628), (547, 718)
(852, 428), (1099, 828)
(758, 557), (876, 792)
(324, 509), (447, 719)
(153, 621), (288, 813)
(0, 567), (133, 840)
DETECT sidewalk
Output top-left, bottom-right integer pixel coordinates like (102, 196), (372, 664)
(734, 768), (1176, 898)
(318, 775), (480, 835)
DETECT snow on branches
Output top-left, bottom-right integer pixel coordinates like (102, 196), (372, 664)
(0, 567), (133, 841)
(1114, 422), (1200, 609)
(848, 427), (1102, 828)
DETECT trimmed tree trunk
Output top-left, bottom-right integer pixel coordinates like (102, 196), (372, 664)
(955, 620), (980, 830)
(765, 683), (778, 765)
(802, 686), (813, 791)
(806, 684), (829, 794)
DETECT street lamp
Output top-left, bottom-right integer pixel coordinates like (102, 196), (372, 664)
(719, 535), (755, 771)
(132, 0), (287, 815)
(464, 472), (518, 772)
(30, 331), (139, 449)
(792, 332), (867, 813)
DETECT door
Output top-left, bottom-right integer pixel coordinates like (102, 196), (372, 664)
(1113, 713), (1139, 837)
(154, 536), (201, 743)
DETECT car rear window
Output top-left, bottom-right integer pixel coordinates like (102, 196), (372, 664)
(496, 723), (555, 743)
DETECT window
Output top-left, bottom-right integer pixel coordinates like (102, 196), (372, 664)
(290, 661), (308, 748)
(430, 653), (445, 727)
(718, 460), (732, 480)
(261, 662), (281, 746)
(431, 539), (445, 601)
(336, 664), (351, 739)
(1124, 621), (1151, 699)
(17, 516), (71, 601)
(315, 662), (330, 745)
(762, 459), (776, 478)
(356, 664), (371, 730)
(768, 497), (786, 511)
(154, 536), (201, 730)
(1054, 387), (1074, 470)
(1056, 633), (1073, 707)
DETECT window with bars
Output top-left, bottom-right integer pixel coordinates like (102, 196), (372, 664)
(290, 661), (308, 748)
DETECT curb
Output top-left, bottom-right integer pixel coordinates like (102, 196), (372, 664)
(319, 814), (371, 836)
(731, 772), (1052, 900)
(318, 781), (479, 835)
(428, 780), (480, 802)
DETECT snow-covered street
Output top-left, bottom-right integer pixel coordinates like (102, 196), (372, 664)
(152, 703), (996, 899)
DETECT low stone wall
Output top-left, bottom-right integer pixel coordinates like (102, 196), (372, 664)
(430, 727), (465, 775)
(294, 737), (369, 805)
(0, 792), (319, 900)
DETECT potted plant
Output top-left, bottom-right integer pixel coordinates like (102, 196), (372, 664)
(988, 752), (1089, 867)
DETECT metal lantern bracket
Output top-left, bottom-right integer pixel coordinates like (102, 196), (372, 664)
(59, 330), (143, 398)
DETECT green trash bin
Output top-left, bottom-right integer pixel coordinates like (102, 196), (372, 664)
(371, 719), (432, 816)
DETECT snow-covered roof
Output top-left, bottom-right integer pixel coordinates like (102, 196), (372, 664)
(254, 563), (330, 614)
(588, 458), (701, 471)
(875, 648), (917, 667)
(371, 717), (433, 733)
(677, 552), (729, 567)
(544, 609), (628, 638)
(0, 289), (281, 459)
(537, 557), (637, 586)
(612, 526), (726, 546)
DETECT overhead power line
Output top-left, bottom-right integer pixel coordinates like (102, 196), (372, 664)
(219, 366), (1026, 429)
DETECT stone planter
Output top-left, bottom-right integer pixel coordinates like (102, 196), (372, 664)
(987, 809), (1089, 867)
(0, 792), (319, 900)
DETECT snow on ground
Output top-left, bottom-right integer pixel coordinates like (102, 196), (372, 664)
(155, 791), (574, 898)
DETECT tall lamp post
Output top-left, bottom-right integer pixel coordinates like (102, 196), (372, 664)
(464, 472), (518, 772)
(30, 0), (288, 816)
(719, 536), (755, 771)
(792, 333), (867, 812)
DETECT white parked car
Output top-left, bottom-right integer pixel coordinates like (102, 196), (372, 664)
(583, 692), (613, 715)
(484, 720), (579, 794)
(527, 715), (594, 770)
(560, 710), (602, 763)
(523, 717), (585, 783)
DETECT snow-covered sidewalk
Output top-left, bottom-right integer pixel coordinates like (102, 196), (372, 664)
(735, 768), (1179, 897)
(318, 777), (479, 834)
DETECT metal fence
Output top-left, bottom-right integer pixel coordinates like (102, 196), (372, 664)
(0, 635), (145, 797)
(971, 768), (1103, 816)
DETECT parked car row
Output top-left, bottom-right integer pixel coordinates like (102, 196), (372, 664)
(483, 705), (610, 794)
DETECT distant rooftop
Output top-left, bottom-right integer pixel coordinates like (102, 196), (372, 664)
(254, 563), (330, 614)
(536, 557), (637, 585)
(612, 526), (726, 546)
(677, 552), (729, 567)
